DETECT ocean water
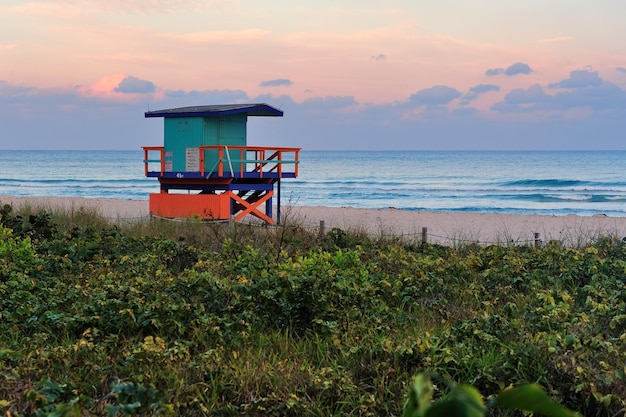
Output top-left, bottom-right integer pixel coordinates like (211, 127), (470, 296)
(1, 150), (626, 217)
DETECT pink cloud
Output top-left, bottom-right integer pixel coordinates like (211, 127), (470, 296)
(3, 0), (208, 17)
(536, 36), (574, 43)
(80, 52), (177, 66)
(80, 74), (127, 96)
(3, 1), (81, 19)
(78, 74), (163, 102)
(162, 29), (269, 44)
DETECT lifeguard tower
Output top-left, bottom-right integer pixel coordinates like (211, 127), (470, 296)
(142, 103), (300, 224)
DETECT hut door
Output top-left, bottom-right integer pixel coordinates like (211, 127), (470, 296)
(218, 117), (246, 174)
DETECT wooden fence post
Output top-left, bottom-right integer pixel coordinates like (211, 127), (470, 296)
(534, 232), (541, 248)
(422, 227), (428, 244)
(319, 220), (325, 238)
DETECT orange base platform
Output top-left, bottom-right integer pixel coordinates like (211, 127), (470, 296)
(149, 193), (231, 220)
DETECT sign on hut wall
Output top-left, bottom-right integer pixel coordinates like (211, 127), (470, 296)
(185, 147), (199, 172)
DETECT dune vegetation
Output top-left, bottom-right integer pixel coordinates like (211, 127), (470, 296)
(0, 203), (624, 416)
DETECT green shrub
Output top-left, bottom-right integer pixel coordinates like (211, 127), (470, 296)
(1, 204), (625, 416)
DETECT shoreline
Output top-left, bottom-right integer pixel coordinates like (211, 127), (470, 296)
(2, 195), (626, 245)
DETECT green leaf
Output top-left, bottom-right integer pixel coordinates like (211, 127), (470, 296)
(425, 384), (486, 417)
(105, 404), (119, 417)
(403, 374), (434, 417)
(454, 385), (485, 417)
(494, 384), (579, 417)
(426, 399), (471, 417)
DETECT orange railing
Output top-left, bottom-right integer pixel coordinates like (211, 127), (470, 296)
(142, 145), (300, 178)
(142, 146), (165, 176)
(199, 145), (300, 178)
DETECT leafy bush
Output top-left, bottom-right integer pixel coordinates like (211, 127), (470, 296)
(403, 373), (579, 417)
(0, 224), (40, 280)
(0, 204), (624, 416)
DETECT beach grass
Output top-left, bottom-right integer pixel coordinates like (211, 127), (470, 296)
(3, 199), (625, 253)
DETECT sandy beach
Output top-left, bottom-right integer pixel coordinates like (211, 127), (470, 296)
(2, 195), (626, 246)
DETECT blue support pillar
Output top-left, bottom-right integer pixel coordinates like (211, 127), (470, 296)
(277, 179), (281, 225)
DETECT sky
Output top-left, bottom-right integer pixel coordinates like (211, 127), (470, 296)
(1, 0), (626, 150)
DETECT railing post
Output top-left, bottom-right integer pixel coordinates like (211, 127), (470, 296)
(240, 148), (244, 177)
(295, 150), (299, 177)
(218, 148), (224, 177)
(160, 148), (165, 175)
(260, 149), (265, 178)
(199, 147), (205, 176)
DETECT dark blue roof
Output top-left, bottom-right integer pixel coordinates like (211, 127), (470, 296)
(145, 103), (283, 118)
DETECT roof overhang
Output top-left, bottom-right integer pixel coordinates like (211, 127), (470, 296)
(145, 103), (283, 118)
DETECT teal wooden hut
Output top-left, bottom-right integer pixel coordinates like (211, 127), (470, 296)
(142, 103), (300, 224)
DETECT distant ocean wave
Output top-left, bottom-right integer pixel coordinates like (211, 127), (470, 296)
(502, 179), (588, 187)
(0, 178), (153, 186)
(514, 193), (626, 203)
(3, 150), (626, 216)
(500, 178), (626, 191)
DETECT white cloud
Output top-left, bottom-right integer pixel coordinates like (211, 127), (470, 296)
(114, 76), (156, 93)
(505, 62), (532, 76)
(2, 68), (626, 151)
(460, 84), (500, 105)
(409, 85), (462, 106)
(552, 82), (626, 110)
(491, 85), (552, 112)
(491, 72), (626, 113)
(260, 79), (293, 88)
(486, 62), (532, 77)
(549, 70), (602, 89)
(469, 84), (500, 94)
